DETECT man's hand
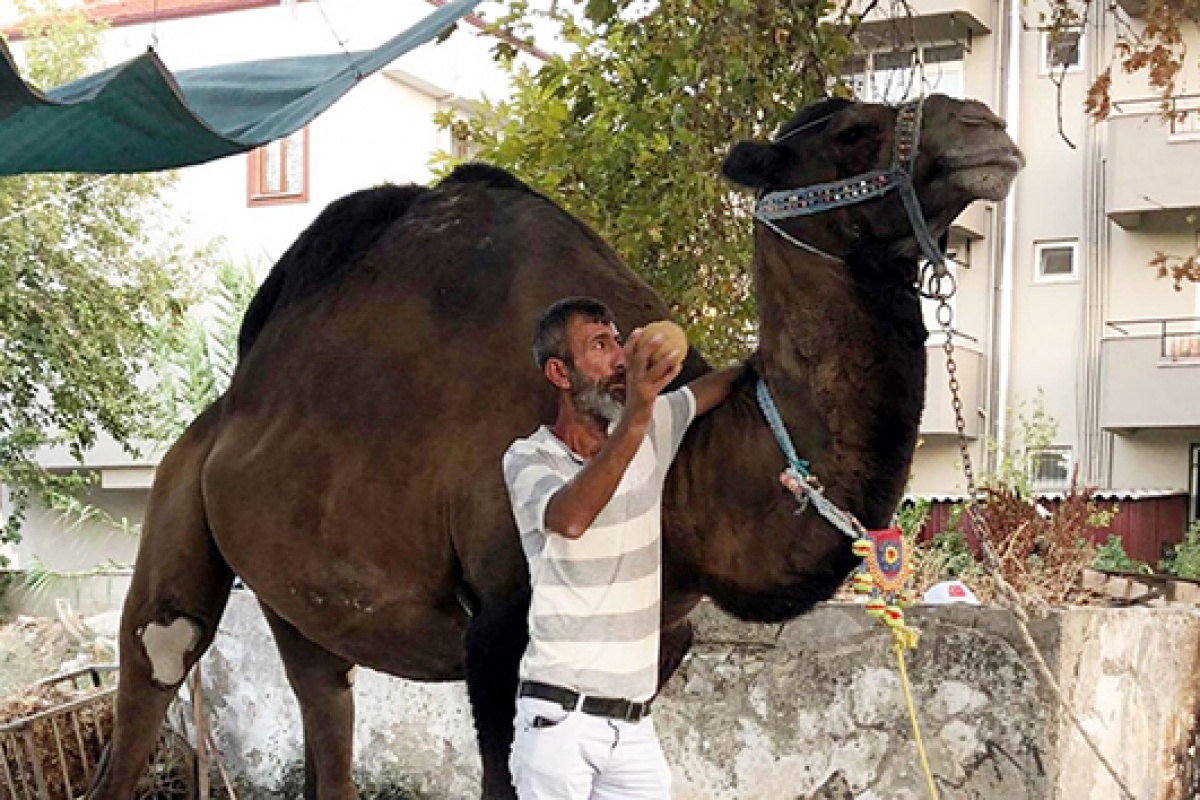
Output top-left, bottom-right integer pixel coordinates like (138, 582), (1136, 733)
(623, 328), (684, 423)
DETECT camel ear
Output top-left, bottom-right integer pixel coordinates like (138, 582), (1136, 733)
(722, 141), (794, 190)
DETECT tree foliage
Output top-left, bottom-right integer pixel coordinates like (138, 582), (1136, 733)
(147, 259), (257, 443)
(436, 0), (857, 363)
(0, 1), (194, 539)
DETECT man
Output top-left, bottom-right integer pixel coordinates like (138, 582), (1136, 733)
(502, 297), (742, 799)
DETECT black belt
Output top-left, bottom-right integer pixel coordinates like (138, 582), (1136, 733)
(518, 680), (652, 723)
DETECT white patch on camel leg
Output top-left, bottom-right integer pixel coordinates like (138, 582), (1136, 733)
(140, 618), (202, 686)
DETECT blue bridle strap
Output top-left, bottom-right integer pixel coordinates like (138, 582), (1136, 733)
(755, 378), (868, 541)
(754, 379), (810, 477)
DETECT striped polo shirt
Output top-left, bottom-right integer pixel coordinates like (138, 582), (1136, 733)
(502, 388), (696, 702)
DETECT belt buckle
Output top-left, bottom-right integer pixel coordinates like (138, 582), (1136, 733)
(624, 701), (640, 723)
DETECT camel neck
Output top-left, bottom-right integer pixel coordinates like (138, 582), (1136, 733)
(660, 232), (927, 625)
(751, 229), (927, 524)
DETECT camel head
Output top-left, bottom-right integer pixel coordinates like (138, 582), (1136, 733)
(722, 94), (1024, 264)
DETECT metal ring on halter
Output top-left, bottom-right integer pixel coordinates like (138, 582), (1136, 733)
(935, 299), (955, 328)
(918, 265), (957, 301)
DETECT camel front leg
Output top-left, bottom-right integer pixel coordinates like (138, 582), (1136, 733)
(658, 618), (695, 690)
(261, 604), (358, 800)
(465, 591), (529, 800)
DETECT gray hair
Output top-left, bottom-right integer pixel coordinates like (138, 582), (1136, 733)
(532, 297), (616, 370)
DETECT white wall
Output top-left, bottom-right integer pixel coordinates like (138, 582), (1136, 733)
(92, 0), (524, 265)
(1109, 429), (1198, 491)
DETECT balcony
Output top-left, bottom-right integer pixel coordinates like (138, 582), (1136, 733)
(1100, 318), (1200, 431)
(36, 434), (163, 490)
(1106, 97), (1200, 228)
(844, 0), (993, 46)
(1113, 0), (1199, 18)
(922, 341), (983, 438)
(951, 201), (990, 242)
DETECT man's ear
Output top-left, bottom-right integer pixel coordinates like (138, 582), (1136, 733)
(722, 141), (795, 190)
(544, 358), (572, 391)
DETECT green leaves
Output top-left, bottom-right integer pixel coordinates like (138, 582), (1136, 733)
(0, 2), (198, 542)
(145, 258), (257, 443)
(436, 0), (851, 364)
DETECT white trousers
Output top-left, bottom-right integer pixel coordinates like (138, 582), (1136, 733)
(509, 697), (673, 800)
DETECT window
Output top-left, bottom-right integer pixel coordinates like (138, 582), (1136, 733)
(1042, 29), (1083, 74)
(1029, 446), (1073, 490)
(1190, 444), (1200, 525)
(841, 43), (965, 103)
(248, 128), (309, 205)
(1034, 240), (1079, 283)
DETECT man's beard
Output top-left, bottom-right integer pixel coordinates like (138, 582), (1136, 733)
(568, 367), (624, 425)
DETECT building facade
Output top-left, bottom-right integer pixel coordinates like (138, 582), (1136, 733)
(850, 0), (1200, 553)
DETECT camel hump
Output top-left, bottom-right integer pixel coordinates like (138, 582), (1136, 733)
(237, 183), (430, 359)
(438, 163), (537, 195)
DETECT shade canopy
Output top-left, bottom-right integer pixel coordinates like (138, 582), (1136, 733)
(0, 0), (482, 175)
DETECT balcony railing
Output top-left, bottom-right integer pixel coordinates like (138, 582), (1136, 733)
(1100, 317), (1200, 430)
(1105, 317), (1200, 362)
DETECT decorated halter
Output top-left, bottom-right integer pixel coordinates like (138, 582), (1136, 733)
(753, 97), (946, 274)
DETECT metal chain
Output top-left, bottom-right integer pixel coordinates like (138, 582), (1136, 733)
(930, 279), (1136, 800)
(935, 293), (998, 571)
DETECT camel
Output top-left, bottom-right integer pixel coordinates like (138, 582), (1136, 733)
(87, 93), (1022, 800)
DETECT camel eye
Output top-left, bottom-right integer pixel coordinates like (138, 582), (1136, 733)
(837, 126), (870, 146)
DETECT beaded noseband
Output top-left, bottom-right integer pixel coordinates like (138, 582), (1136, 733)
(753, 98), (946, 272)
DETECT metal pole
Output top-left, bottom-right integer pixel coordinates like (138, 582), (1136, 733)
(189, 667), (209, 800)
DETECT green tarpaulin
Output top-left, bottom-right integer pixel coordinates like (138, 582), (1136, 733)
(0, 0), (482, 175)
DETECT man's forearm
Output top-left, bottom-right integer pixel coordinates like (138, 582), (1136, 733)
(544, 414), (649, 539)
(689, 365), (746, 417)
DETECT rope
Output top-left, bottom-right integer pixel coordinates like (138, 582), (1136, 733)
(893, 630), (940, 800)
(313, 0), (364, 79)
(754, 217), (843, 263)
(759, 379), (938, 800)
(754, 380), (810, 475)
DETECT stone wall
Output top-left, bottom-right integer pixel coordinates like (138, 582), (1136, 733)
(191, 591), (1200, 799)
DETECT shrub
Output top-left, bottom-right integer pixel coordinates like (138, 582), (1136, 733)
(1161, 522), (1200, 580)
(1091, 535), (1151, 575)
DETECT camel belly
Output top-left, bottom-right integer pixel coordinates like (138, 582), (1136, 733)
(256, 588), (470, 681)
(202, 420), (477, 682)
